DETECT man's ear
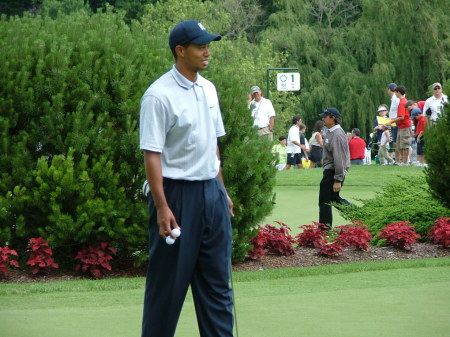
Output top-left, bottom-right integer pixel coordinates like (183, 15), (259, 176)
(174, 45), (185, 58)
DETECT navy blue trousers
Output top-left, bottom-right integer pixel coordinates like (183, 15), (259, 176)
(141, 178), (234, 337)
(319, 169), (351, 226)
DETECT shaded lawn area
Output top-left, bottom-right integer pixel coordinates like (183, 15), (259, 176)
(1, 258), (449, 337)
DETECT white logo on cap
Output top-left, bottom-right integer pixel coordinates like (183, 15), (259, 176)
(197, 23), (206, 31)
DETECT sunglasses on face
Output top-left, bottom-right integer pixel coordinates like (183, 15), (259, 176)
(434, 87), (441, 90)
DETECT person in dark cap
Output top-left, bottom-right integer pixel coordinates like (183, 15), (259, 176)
(140, 20), (234, 337)
(317, 108), (351, 229)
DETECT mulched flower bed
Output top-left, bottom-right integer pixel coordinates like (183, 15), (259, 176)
(2, 243), (449, 282)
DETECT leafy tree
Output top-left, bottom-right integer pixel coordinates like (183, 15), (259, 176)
(218, 0), (264, 41)
(0, 0), (41, 16)
(260, 0), (450, 138)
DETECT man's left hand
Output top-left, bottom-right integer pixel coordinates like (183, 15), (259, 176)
(333, 182), (342, 192)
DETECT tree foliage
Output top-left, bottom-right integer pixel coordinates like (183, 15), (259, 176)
(424, 109), (450, 208)
(261, 0), (450, 138)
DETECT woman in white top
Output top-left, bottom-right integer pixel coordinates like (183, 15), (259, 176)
(308, 120), (325, 168)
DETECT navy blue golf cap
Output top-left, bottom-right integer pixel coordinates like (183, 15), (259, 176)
(387, 83), (397, 91)
(169, 20), (221, 49)
(319, 107), (341, 118)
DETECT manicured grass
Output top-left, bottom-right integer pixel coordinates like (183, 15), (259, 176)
(1, 165), (437, 337)
(275, 164), (424, 187)
(1, 258), (449, 337)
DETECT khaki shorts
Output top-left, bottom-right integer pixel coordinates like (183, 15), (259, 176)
(257, 126), (273, 141)
(396, 126), (412, 149)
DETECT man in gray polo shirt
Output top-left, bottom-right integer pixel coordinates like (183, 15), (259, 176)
(318, 107), (351, 229)
(139, 20), (234, 337)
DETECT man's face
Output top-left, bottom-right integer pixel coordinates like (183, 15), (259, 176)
(280, 139), (287, 146)
(322, 115), (334, 128)
(433, 85), (442, 97)
(180, 43), (211, 72)
(251, 90), (262, 101)
(394, 91), (402, 99)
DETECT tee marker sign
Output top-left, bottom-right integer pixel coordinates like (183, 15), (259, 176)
(277, 72), (300, 91)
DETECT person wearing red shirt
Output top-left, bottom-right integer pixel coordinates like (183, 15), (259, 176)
(348, 128), (366, 165)
(410, 108), (427, 166)
(388, 86), (412, 165)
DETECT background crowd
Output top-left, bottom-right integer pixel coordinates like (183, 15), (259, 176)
(247, 82), (448, 169)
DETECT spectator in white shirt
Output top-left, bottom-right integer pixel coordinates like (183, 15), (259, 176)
(423, 82), (448, 124)
(247, 85), (276, 140)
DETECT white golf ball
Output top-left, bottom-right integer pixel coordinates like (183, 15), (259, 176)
(172, 228), (181, 238)
(165, 236), (175, 245)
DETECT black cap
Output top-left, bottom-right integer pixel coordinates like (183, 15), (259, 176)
(169, 20), (221, 49)
(387, 83), (397, 91)
(319, 107), (341, 118)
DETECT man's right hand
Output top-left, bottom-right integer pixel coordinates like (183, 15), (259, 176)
(157, 205), (179, 239)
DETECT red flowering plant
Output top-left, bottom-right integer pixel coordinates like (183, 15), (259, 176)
(296, 222), (329, 248)
(334, 221), (373, 251)
(0, 246), (20, 278)
(248, 221), (295, 259)
(75, 242), (117, 278)
(428, 217), (450, 248)
(378, 221), (421, 250)
(26, 237), (59, 275)
(317, 243), (345, 258)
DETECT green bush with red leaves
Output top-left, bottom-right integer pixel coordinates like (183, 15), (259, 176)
(248, 219), (439, 260)
(378, 222), (421, 249)
(1, 238), (118, 279)
(75, 242), (117, 278)
(0, 246), (19, 278)
(296, 222), (329, 248)
(335, 221), (373, 251)
(428, 217), (450, 248)
(249, 222), (295, 259)
(26, 237), (59, 275)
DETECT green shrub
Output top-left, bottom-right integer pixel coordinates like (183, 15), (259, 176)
(336, 175), (450, 243)
(0, 9), (160, 265)
(0, 2), (278, 265)
(424, 109), (450, 208)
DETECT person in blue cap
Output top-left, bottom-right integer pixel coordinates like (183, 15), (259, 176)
(318, 108), (351, 230)
(139, 20), (234, 337)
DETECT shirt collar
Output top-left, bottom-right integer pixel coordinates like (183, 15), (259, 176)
(328, 124), (341, 132)
(170, 65), (204, 89)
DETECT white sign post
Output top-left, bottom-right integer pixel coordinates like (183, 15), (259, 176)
(277, 72), (300, 91)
